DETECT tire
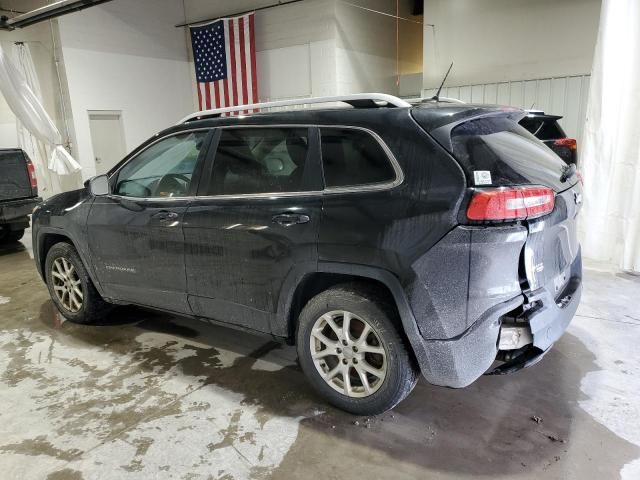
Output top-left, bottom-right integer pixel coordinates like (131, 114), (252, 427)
(296, 283), (419, 415)
(0, 228), (24, 244)
(45, 242), (111, 324)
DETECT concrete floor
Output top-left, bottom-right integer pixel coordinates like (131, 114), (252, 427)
(0, 235), (639, 480)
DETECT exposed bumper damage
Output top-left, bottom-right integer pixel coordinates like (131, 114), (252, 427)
(418, 294), (524, 388)
(406, 223), (582, 388)
(488, 250), (583, 375)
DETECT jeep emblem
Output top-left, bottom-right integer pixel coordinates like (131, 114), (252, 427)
(574, 192), (583, 205)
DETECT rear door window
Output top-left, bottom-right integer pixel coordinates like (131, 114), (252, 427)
(320, 128), (396, 188)
(206, 128), (311, 195)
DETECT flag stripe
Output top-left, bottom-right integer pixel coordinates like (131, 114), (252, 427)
(228, 18), (238, 113)
(233, 19), (243, 109)
(204, 82), (211, 109)
(239, 16), (248, 114)
(197, 82), (203, 110)
(243, 16), (252, 109)
(213, 81), (220, 109)
(249, 14), (258, 112)
(222, 20), (231, 111)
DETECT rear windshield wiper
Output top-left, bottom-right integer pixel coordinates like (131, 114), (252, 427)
(560, 163), (576, 183)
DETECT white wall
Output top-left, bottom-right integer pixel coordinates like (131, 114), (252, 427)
(422, 0), (601, 143)
(57, 0), (193, 179)
(335, 0), (422, 95)
(423, 0), (601, 88)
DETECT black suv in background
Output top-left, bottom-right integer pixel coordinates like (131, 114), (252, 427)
(32, 95), (583, 415)
(0, 148), (40, 244)
(519, 110), (578, 165)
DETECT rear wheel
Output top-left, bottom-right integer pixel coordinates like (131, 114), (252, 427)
(45, 242), (111, 323)
(296, 283), (418, 415)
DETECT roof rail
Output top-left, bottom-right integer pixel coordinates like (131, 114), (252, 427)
(178, 93), (412, 124)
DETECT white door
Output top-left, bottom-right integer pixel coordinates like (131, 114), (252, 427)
(89, 111), (126, 175)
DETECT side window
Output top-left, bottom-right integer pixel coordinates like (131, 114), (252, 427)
(208, 128), (310, 195)
(320, 128), (396, 188)
(114, 131), (208, 198)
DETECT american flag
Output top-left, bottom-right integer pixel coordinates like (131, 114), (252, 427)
(190, 13), (258, 113)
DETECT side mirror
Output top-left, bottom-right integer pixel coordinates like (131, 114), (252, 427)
(88, 175), (110, 196)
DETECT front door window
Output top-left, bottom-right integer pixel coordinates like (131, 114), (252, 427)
(114, 131), (208, 198)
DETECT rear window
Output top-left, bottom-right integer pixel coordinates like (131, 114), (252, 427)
(451, 116), (569, 191)
(519, 116), (565, 140)
(0, 150), (31, 201)
(320, 128), (395, 188)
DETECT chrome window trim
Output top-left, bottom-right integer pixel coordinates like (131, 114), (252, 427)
(317, 125), (404, 194)
(109, 124), (403, 202)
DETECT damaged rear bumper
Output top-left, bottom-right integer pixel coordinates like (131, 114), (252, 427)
(488, 250), (583, 375)
(414, 249), (582, 387)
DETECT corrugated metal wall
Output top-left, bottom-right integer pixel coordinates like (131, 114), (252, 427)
(423, 74), (591, 142)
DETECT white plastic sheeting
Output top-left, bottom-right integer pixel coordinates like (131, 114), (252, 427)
(581, 0), (640, 273)
(0, 45), (80, 182)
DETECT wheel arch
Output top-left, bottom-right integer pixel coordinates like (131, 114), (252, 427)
(38, 232), (72, 277)
(37, 229), (106, 297)
(282, 263), (423, 354)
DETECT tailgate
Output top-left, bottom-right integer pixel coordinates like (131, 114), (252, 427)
(0, 149), (32, 201)
(524, 181), (583, 297)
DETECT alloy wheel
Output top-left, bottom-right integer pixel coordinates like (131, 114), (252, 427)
(309, 310), (387, 398)
(51, 257), (83, 313)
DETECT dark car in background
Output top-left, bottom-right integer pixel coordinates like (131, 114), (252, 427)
(519, 111), (578, 165)
(31, 95), (583, 415)
(0, 148), (40, 244)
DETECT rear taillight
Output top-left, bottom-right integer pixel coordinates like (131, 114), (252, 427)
(554, 138), (577, 151)
(26, 159), (37, 189)
(466, 186), (555, 222)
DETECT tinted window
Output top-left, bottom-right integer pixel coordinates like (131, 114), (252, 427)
(451, 116), (568, 190)
(320, 128), (395, 188)
(115, 131), (207, 198)
(208, 128), (310, 195)
(519, 116), (565, 140)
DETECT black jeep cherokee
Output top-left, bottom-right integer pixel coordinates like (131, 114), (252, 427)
(32, 94), (582, 415)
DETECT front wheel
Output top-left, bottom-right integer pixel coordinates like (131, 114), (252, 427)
(45, 242), (111, 323)
(296, 283), (418, 415)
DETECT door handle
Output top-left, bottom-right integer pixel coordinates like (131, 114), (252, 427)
(272, 213), (310, 227)
(152, 211), (179, 221)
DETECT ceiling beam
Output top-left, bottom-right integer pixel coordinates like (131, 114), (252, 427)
(0, 0), (113, 30)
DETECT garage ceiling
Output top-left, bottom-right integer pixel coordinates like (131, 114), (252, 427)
(0, 0), (112, 30)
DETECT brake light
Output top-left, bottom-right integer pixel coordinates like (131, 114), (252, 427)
(554, 138), (577, 151)
(26, 159), (37, 189)
(466, 186), (555, 221)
